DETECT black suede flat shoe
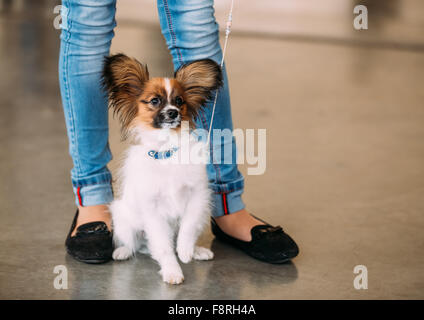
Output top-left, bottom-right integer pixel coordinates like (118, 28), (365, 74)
(211, 217), (299, 264)
(65, 209), (113, 264)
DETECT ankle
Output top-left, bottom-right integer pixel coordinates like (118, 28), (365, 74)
(72, 204), (112, 236)
(214, 209), (265, 241)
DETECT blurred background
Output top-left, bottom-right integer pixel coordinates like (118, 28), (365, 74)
(0, 0), (423, 299)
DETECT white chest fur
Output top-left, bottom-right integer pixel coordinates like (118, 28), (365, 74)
(119, 141), (209, 219)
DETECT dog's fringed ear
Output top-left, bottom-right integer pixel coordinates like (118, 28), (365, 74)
(102, 53), (149, 139)
(175, 59), (223, 114)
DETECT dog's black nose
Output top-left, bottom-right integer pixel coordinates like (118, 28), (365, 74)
(167, 109), (179, 119)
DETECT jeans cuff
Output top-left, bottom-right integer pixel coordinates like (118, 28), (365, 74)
(72, 183), (113, 207)
(71, 171), (113, 206)
(211, 188), (245, 217)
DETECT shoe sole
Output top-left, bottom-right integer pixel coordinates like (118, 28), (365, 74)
(66, 249), (111, 264)
(227, 242), (297, 264)
(252, 254), (297, 264)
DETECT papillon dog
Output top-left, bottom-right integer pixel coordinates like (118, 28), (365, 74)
(102, 54), (222, 284)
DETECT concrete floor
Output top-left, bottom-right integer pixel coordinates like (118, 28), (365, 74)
(0, 0), (423, 299)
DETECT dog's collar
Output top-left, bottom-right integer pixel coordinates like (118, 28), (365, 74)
(148, 147), (179, 160)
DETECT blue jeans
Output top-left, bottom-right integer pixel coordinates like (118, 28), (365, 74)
(59, 0), (245, 217)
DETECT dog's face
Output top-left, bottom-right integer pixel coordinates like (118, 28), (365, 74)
(102, 54), (223, 139)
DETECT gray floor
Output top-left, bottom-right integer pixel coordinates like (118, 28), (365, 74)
(0, 0), (424, 299)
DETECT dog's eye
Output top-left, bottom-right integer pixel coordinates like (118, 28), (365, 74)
(175, 96), (184, 107)
(150, 97), (160, 106)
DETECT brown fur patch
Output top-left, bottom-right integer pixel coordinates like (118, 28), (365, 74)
(175, 59), (223, 118)
(102, 54), (149, 139)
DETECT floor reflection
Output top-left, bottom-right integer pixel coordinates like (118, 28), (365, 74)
(66, 240), (298, 300)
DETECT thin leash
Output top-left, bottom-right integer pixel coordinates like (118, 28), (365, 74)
(206, 0), (234, 147)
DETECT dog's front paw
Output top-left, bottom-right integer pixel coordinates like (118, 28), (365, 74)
(160, 266), (184, 285)
(177, 245), (194, 264)
(112, 246), (133, 260)
(193, 246), (214, 261)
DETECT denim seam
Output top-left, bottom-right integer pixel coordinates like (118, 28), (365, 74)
(163, 0), (184, 66)
(199, 108), (225, 191)
(62, 1), (82, 176)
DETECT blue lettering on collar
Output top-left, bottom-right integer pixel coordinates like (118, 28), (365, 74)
(148, 147), (179, 160)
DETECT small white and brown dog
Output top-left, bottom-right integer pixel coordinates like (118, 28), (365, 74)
(102, 54), (222, 284)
